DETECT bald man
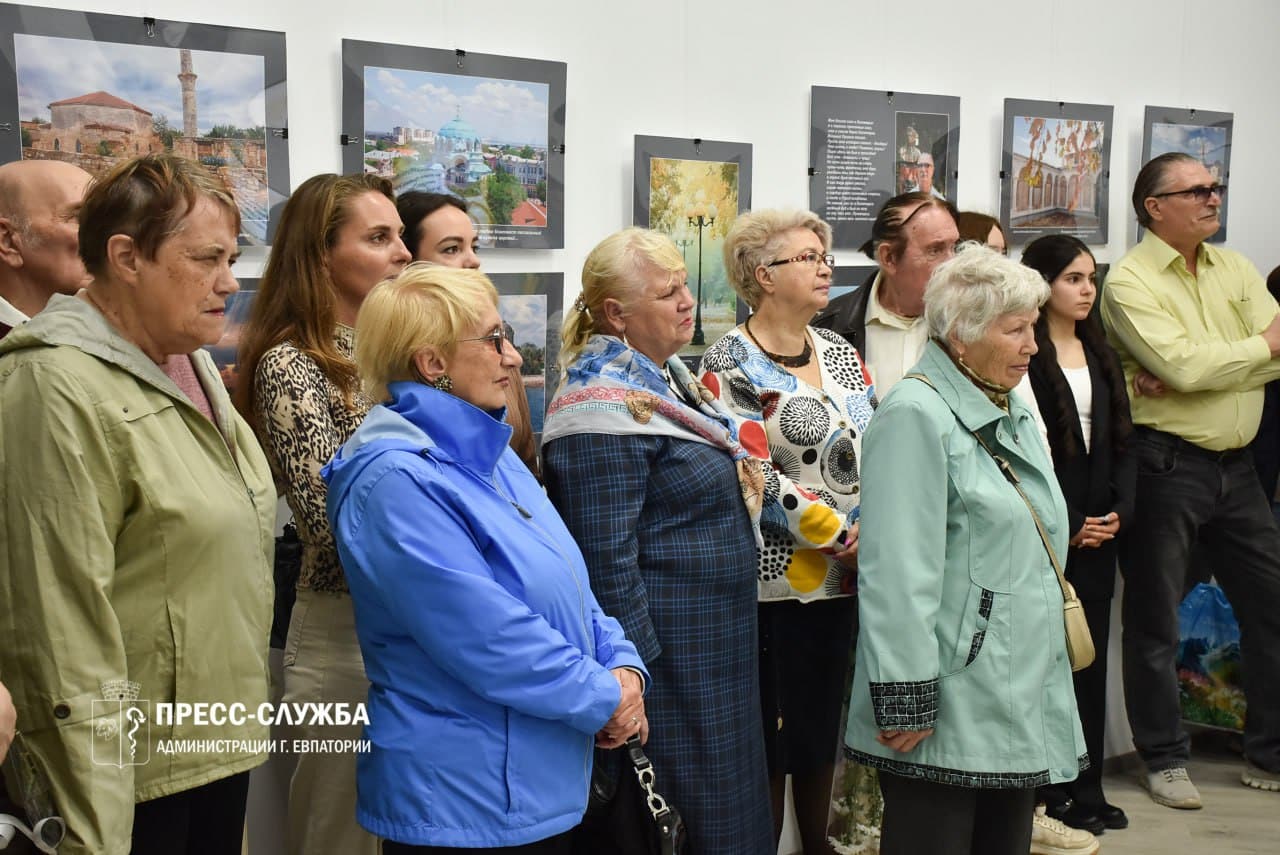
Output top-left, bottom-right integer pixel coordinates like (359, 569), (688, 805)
(0, 160), (94, 338)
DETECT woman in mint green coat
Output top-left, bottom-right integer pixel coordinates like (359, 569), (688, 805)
(845, 245), (1087, 855)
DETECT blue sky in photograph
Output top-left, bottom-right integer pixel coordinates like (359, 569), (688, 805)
(498, 294), (547, 350)
(1151, 123), (1228, 160)
(365, 66), (547, 147)
(15, 34), (266, 131)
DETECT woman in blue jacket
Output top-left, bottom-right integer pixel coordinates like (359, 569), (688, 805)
(324, 263), (648, 853)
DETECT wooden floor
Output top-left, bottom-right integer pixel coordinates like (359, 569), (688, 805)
(1089, 737), (1275, 854)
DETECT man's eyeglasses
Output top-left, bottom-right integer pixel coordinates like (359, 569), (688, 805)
(1151, 183), (1227, 203)
(460, 327), (509, 355)
(767, 251), (835, 269)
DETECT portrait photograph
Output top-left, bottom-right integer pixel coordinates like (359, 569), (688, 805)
(894, 111), (950, 201)
(343, 41), (566, 249)
(634, 135), (752, 369)
(0, 4), (290, 249)
(1142, 106), (1232, 242)
(1001, 99), (1113, 245)
(809, 86), (960, 250)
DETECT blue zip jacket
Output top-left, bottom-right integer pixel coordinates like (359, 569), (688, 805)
(322, 382), (646, 847)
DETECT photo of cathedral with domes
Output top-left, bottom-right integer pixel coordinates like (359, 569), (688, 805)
(363, 66), (550, 234)
(14, 33), (271, 243)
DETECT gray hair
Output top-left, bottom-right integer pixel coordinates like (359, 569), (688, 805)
(723, 208), (832, 309)
(925, 242), (1049, 344)
(1132, 152), (1198, 227)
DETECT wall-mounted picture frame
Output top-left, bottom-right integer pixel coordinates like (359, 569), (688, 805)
(342, 40), (566, 250)
(633, 135), (752, 370)
(202, 279), (258, 396)
(830, 264), (877, 303)
(809, 86), (961, 251)
(0, 3), (289, 252)
(1140, 106), (1232, 243)
(1001, 98), (1112, 246)
(489, 272), (563, 442)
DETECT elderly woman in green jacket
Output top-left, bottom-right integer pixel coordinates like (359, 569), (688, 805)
(0, 154), (275, 855)
(845, 245), (1086, 855)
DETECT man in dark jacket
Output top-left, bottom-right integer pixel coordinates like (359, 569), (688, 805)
(812, 192), (957, 395)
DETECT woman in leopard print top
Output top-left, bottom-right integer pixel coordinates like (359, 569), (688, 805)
(236, 173), (410, 855)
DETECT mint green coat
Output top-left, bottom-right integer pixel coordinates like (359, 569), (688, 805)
(844, 341), (1086, 787)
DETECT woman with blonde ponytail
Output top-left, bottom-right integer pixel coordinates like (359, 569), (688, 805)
(542, 228), (773, 855)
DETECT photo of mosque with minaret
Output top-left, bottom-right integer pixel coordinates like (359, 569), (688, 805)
(19, 47), (270, 243)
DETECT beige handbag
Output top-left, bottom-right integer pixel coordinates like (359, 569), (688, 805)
(907, 373), (1097, 671)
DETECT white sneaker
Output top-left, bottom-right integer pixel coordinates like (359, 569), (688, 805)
(1144, 766), (1203, 809)
(1030, 804), (1099, 855)
(1241, 761), (1280, 792)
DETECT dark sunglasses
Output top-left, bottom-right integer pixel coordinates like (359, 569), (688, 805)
(459, 327), (509, 355)
(1151, 183), (1227, 202)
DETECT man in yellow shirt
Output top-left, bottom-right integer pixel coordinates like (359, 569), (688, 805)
(1102, 152), (1280, 808)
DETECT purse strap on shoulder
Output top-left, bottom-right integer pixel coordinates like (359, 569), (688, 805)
(904, 373), (1077, 605)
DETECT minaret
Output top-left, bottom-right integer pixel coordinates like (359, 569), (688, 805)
(178, 49), (198, 137)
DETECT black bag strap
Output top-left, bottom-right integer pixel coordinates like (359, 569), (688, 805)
(904, 373), (1078, 606)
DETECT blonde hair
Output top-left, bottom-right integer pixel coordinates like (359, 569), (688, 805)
(722, 208), (832, 308)
(924, 243), (1049, 344)
(562, 228), (685, 362)
(354, 262), (498, 403)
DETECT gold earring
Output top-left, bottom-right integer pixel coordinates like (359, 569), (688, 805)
(430, 374), (453, 393)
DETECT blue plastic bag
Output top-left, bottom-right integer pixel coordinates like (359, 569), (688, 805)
(1177, 582), (1246, 731)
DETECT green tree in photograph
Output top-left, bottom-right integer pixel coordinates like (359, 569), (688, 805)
(153, 115), (177, 150)
(97, 141), (112, 156)
(485, 166), (523, 226)
(535, 179), (547, 201)
(518, 145), (536, 159)
(20, 127), (31, 148)
(518, 344), (544, 374)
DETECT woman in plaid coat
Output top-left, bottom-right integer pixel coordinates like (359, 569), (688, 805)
(543, 229), (774, 854)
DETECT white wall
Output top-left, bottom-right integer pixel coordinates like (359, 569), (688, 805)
(17, 0), (1274, 848)
(18, 0), (1280, 286)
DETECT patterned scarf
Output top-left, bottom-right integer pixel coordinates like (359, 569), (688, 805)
(543, 335), (763, 546)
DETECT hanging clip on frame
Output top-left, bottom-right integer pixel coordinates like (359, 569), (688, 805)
(455, 49), (466, 69)
(143, 17), (156, 39)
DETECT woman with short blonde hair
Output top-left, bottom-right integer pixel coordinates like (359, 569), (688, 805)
(354, 264), (495, 402)
(325, 263), (647, 853)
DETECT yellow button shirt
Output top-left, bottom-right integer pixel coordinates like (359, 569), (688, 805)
(1101, 230), (1280, 451)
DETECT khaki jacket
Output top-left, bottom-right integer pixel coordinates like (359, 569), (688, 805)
(0, 295), (275, 855)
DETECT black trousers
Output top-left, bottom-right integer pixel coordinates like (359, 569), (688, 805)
(1039, 594), (1113, 809)
(878, 772), (1035, 855)
(385, 829), (573, 855)
(1119, 428), (1280, 773)
(130, 771), (250, 855)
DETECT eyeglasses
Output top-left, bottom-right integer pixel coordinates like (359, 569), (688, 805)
(767, 251), (835, 269)
(459, 327), (509, 355)
(1151, 183), (1227, 202)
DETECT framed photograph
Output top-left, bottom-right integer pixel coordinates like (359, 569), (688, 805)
(0, 3), (289, 251)
(1001, 99), (1112, 246)
(809, 87), (960, 250)
(633, 135), (752, 370)
(202, 280), (258, 396)
(342, 40), (566, 250)
(1141, 106), (1232, 243)
(489, 272), (563, 442)
(830, 265), (877, 303)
